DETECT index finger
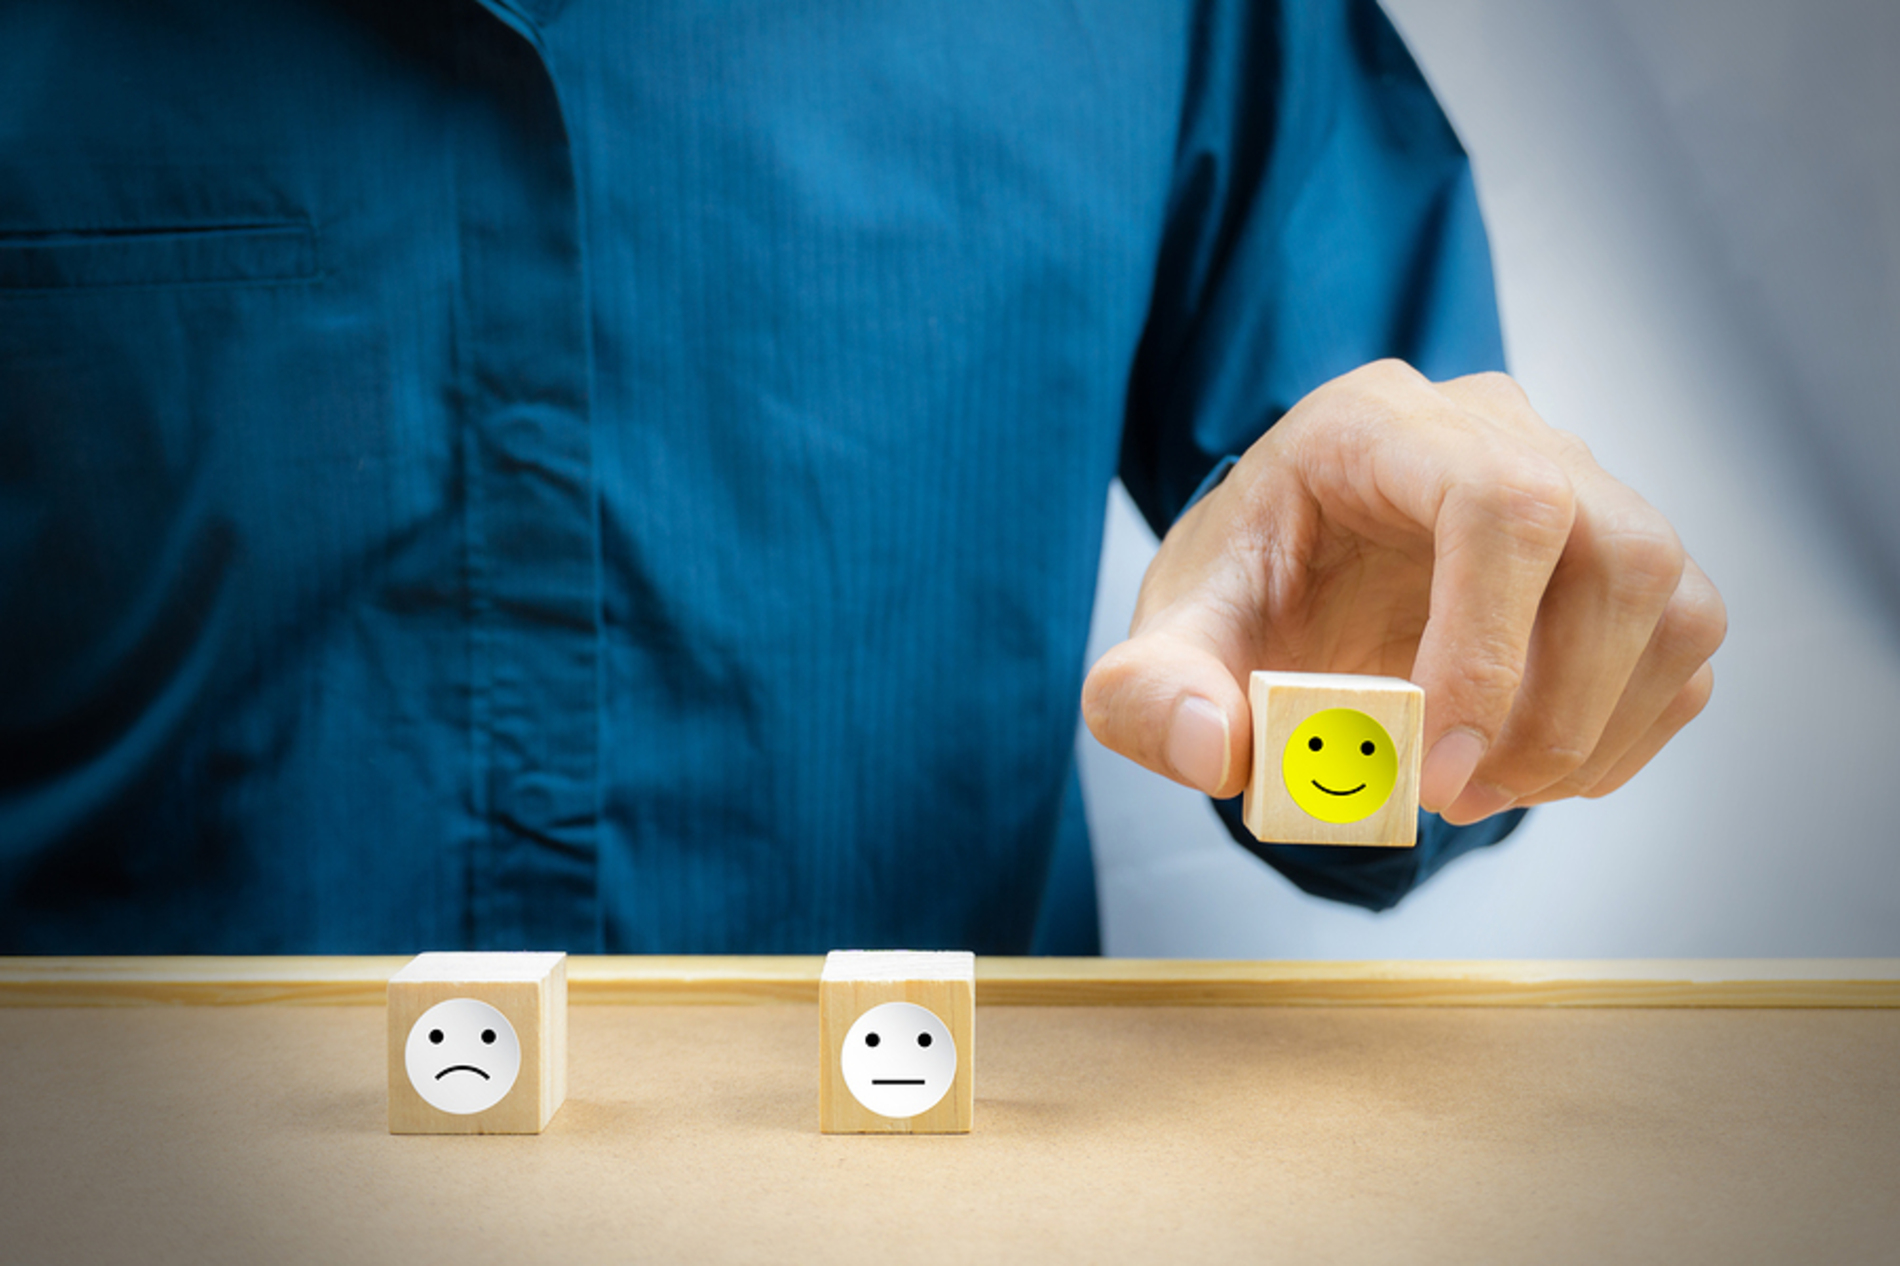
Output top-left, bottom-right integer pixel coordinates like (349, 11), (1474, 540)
(1405, 435), (1577, 812)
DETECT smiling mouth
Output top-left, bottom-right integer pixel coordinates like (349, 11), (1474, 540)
(435, 1065), (491, 1080)
(1312, 781), (1366, 797)
(871, 1079), (926, 1085)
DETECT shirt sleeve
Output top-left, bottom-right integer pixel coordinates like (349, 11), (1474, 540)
(1120, 0), (1526, 912)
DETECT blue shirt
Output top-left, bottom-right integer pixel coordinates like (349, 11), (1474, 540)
(0, 0), (1525, 954)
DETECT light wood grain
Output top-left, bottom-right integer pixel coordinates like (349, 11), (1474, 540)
(974, 958), (1900, 1008)
(1243, 671), (1424, 847)
(0, 956), (409, 1006)
(2, 956), (1897, 1007)
(386, 953), (566, 1135)
(819, 951), (975, 1134)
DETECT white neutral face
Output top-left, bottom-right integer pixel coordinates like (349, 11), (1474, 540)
(404, 998), (522, 1115)
(840, 1001), (957, 1119)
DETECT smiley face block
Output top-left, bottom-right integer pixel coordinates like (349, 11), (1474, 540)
(387, 952), (567, 1135)
(820, 950), (974, 1135)
(1242, 671), (1424, 848)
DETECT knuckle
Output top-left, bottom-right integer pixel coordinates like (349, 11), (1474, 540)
(1356, 358), (1425, 391)
(1497, 724), (1594, 792)
(1550, 427), (1596, 464)
(1599, 520), (1687, 604)
(1317, 359), (1423, 420)
(1454, 652), (1529, 728)
(1674, 664), (1717, 722)
(1530, 771), (1594, 803)
(1685, 585), (1730, 660)
(1461, 370), (1534, 413)
(1470, 449), (1577, 543)
(1657, 573), (1729, 664)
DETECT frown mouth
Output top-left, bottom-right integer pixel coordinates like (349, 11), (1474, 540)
(1312, 781), (1366, 797)
(435, 1065), (491, 1080)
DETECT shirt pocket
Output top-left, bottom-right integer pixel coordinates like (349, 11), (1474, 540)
(0, 221), (318, 291)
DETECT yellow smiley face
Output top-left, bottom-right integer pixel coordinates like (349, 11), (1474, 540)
(1281, 708), (1400, 824)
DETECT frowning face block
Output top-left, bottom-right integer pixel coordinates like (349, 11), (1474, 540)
(1241, 671), (1424, 848)
(387, 952), (567, 1134)
(820, 950), (974, 1134)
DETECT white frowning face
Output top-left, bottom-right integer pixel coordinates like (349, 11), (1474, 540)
(839, 1001), (957, 1119)
(404, 998), (522, 1115)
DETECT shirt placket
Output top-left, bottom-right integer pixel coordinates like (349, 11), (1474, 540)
(454, 0), (598, 949)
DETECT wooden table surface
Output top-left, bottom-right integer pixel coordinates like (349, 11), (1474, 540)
(3, 958), (1896, 1265)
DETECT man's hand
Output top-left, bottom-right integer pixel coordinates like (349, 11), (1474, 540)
(1082, 361), (1727, 825)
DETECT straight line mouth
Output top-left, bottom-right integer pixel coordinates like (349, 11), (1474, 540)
(871, 1079), (926, 1085)
(1312, 781), (1366, 797)
(435, 1065), (491, 1080)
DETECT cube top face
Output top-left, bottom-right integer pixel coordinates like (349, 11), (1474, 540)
(822, 949), (976, 983)
(1242, 671), (1423, 848)
(821, 950), (974, 1135)
(390, 951), (566, 984)
(387, 952), (566, 1135)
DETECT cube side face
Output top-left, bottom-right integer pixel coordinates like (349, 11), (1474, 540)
(1242, 673), (1423, 847)
(387, 977), (552, 1135)
(542, 959), (567, 1125)
(820, 975), (974, 1134)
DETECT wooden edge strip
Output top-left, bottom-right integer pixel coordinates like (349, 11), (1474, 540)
(978, 959), (1900, 1007)
(1, 957), (1897, 1007)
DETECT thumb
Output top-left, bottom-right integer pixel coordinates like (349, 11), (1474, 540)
(1082, 628), (1252, 799)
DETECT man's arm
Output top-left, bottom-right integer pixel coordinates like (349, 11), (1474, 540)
(1097, 0), (1724, 906)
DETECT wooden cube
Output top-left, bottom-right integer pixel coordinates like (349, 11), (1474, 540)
(820, 950), (974, 1135)
(387, 951), (567, 1135)
(1241, 671), (1424, 848)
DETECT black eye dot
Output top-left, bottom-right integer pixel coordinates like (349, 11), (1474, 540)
(865, 1032), (880, 1048)
(481, 1029), (496, 1045)
(1308, 736), (1323, 751)
(1361, 740), (1375, 755)
(429, 1029), (444, 1044)
(917, 1032), (932, 1048)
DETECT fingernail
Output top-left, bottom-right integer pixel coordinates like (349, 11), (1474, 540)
(1167, 696), (1229, 794)
(1444, 781), (1515, 824)
(1420, 730), (1486, 812)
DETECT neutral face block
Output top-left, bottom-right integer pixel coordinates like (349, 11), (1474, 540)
(820, 950), (974, 1134)
(387, 952), (567, 1135)
(1241, 671), (1423, 847)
